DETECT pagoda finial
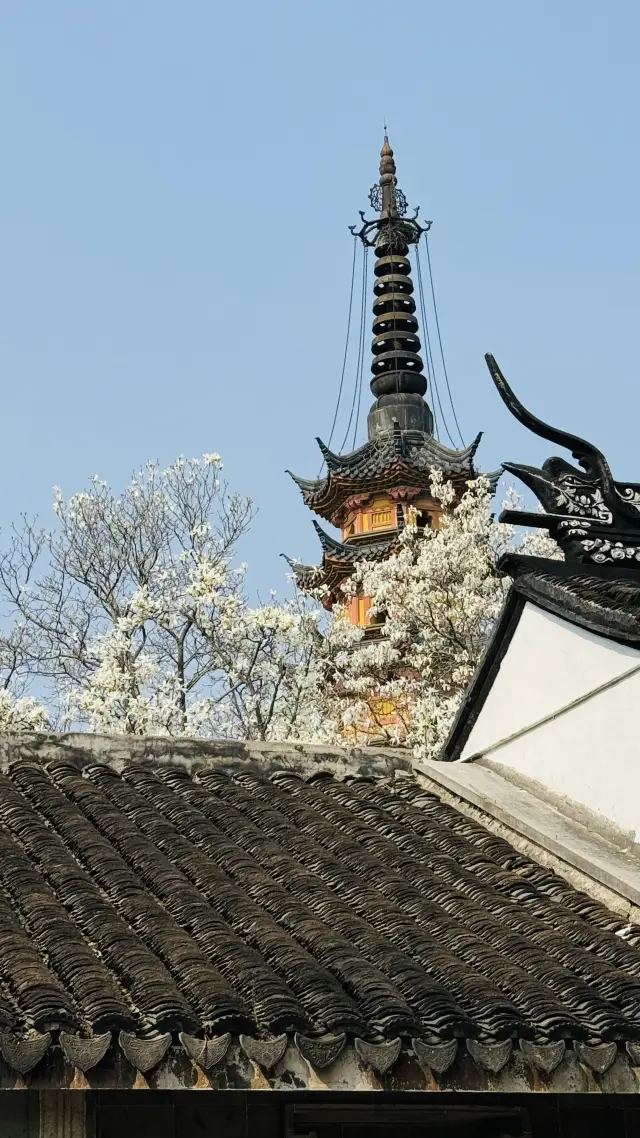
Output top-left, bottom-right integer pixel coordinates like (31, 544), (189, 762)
(379, 134), (398, 218)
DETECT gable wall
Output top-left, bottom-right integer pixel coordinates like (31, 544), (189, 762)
(461, 602), (640, 843)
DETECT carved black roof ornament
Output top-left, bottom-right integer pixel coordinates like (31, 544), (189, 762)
(486, 353), (640, 567)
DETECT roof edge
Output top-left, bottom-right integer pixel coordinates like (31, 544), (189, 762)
(500, 553), (640, 647)
(441, 587), (525, 762)
(6, 1031), (640, 1090)
(415, 758), (640, 920)
(443, 555), (640, 764)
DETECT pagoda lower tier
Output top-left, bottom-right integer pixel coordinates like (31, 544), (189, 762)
(284, 520), (399, 617)
(287, 423), (482, 526)
(285, 422), (484, 621)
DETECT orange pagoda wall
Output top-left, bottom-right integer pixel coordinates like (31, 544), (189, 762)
(337, 493), (442, 629)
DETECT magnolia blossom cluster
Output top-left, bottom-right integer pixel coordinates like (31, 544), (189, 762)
(0, 691), (50, 734)
(0, 456), (559, 756)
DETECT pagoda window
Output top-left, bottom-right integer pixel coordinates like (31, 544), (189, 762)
(371, 504), (393, 528)
(369, 607), (387, 628)
(416, 510), (432, 529)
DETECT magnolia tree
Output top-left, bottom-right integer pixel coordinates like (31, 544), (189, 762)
(323, 472), (559, 757)
(0, 456), (557, 754)
(0, 456), (338, 739)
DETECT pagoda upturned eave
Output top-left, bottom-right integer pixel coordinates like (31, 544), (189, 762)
(312, 518), (399, 561)
(287, 427), (482, 523)
(282, 523), (399, 606)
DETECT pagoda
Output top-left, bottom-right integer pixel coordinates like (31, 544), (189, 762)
(287, 136), (481, 627)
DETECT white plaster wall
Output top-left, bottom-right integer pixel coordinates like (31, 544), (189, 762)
(461, 602), (640, 841)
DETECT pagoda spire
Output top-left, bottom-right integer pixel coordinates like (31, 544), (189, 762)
(286, 134), (483, 636)
(352, 136), (434, 439)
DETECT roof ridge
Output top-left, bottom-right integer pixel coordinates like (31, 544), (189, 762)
(0, 731), (412, 780)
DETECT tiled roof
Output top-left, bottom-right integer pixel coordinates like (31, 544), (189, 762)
(4, 753), (640, 1037)
(287, 429), (482, 522)
(315, 430), (481, 479)
(0, 744), (639, 1084)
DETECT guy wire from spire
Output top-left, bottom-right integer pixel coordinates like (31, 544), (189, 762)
(318, 235), (358, 476)
(414, 268), (437, 441)
(415, 245), (457, 447)
(339, 243), (369, 452)
(417, 247), (437, 430)
(423, 232), (465, 447)
(431, 378), (441, 442)
(351, 244), (369, 449)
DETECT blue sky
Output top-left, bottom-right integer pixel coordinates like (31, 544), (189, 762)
(2, 1), (640, 597)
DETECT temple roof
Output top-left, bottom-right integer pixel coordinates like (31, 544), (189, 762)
(0, 734), (638, 1089)
(288, 426), (482, 523)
